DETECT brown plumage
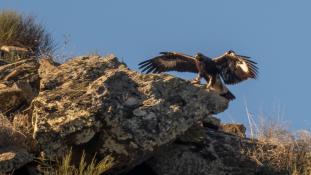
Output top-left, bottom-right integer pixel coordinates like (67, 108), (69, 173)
(213, 50), (258, 84)
(138, 50), (258, 100)
(139, 52), (198, 74)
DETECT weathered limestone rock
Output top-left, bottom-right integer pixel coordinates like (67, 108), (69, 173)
(0, 58), (39, 115)
(32, 55), (229, 173)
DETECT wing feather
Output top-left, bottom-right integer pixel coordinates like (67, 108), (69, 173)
(139, 52), (198, 73)
(213, 52), (258, 84)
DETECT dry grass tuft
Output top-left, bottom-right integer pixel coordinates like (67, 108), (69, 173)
(41, 150), (114, 175)
(244, 115), (311, 175)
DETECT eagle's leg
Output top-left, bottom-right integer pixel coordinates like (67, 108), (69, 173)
(191, 74), (201, 84)
(206, 75), (215, 89)
(206, 79), (212, 89)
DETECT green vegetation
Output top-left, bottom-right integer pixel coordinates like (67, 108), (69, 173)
(0, 10), (54, 61)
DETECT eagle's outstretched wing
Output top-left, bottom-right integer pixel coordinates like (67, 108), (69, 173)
(139, 52), (198, 73)
(213, 51), (258, 84)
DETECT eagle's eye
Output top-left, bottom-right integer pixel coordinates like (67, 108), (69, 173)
(227, 50), (235, 55)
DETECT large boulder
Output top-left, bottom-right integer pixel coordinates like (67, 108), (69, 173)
(147, 126), (259, 175)
(31, 55), (229, 173)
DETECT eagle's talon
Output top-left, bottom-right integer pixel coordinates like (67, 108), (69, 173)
(191, 79), (201, 84)
(205, 86), (212, 91)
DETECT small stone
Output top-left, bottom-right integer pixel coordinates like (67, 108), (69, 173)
(144, 112), (156, 120)
(132, 108), (147, 116)
(74, 128), (96, 145)
(124, 97), (139, 106)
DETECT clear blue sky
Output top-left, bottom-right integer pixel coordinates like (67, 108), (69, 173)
(2, 0), (311, 131)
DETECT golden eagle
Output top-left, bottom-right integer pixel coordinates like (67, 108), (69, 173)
(138, 50), (258, 100)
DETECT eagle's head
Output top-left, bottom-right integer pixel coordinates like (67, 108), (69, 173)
(227, 50), (236, 56)
(194, 52), (204, 61)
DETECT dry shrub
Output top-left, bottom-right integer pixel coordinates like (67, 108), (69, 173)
(244, 116), (311, 175)
(0, 10), (54, 59)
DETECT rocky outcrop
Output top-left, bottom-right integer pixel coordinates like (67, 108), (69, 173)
(31, 55), (228, 173)
(0, 54), (264, 174)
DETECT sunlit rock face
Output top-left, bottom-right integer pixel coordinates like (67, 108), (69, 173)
(31, 55), (228, 172)
(1, 54), (248, 174)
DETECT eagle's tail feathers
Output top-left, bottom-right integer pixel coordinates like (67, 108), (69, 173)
(220, 90), (236, 101)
